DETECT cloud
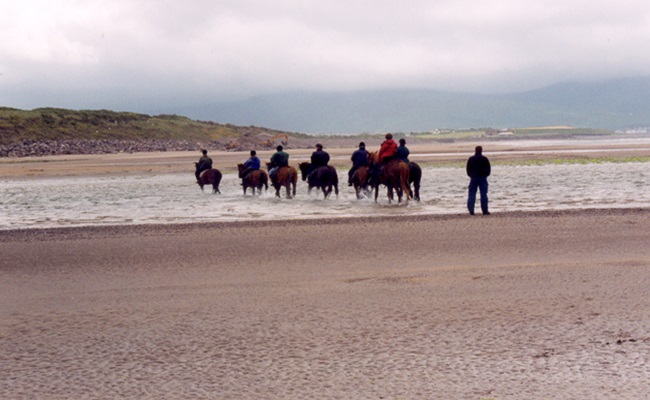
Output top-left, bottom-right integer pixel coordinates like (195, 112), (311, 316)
(2, 0), (650, 112)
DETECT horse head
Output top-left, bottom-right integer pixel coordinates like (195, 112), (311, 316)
(237, 163), (245, 178)
(368, 151), (378, 166)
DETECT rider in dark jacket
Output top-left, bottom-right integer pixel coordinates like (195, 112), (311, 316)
(269, 145), (289, 180)
(195, 149), (213, 182)
(395, 138), (410, 163)
(308, 144), (330, 180)
(348, 142), (369, 186)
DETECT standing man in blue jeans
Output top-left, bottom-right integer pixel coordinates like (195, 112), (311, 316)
(466, 146), (491, 215)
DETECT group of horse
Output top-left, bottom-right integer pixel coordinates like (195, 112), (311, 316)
(196, 152), (421, 203)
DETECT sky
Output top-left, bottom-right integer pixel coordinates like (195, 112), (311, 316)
(2, 0), (650, 116)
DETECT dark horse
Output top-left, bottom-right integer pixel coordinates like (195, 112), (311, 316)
(266, 162), (298, 199)
(237, 164), (268, 196)
(196, 164), (222, 194)
(368, 152), (411, 203)
(408, 161), (422, 201)
(298, 162), (339, 199)
(351, 166), (371, 199)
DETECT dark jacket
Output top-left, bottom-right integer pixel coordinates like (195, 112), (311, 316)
(351, 147), (369, 167)
(311, 149), (330, 168)
(466, 154), (491, 178)
(395, 145), (410, 162)
(197, 156), (213, 171)
(270, 151), (289, 168)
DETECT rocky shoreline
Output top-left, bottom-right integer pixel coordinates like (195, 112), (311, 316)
(0, 139), (232, 158)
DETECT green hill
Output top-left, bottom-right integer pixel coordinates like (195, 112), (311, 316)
(0, 107), (299, 143)
(0, 107), (303, 157)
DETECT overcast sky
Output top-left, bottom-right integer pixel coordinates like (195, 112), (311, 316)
(2, 0), (650, 115)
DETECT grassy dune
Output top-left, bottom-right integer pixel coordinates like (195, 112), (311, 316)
(0, 107), (300, 145)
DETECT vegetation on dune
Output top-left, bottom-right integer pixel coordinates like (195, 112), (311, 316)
(0, 107), (303, 145)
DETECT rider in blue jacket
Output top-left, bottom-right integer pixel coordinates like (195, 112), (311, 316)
(241, 150), (260, 180)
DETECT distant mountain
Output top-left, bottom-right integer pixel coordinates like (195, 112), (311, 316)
(186, 77), (650, 133)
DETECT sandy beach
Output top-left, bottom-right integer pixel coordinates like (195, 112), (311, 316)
(1, 208), (649, 399)
(2, 139), (650, 398)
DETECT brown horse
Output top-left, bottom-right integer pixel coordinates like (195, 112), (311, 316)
(196, 167), (222, 194)
(237, 164), (268, 196)
(351, 166), (371, 199)
(368, 152), (411, 203)
(266, 162), (297, 199)
(298, 162), (339, 199)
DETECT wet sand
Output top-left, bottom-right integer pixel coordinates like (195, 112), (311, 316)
(1, 209), (649, 399)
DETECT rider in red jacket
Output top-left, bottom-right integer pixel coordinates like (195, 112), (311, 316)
(378, 133), (397, 164)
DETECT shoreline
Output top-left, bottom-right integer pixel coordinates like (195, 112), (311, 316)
(2, 206), (649, 239)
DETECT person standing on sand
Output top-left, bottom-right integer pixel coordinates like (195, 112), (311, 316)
(195, 149), (213, 182)
(466, 145), (491, 215)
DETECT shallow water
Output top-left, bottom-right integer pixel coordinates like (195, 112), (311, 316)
(1, 162), (648, 230)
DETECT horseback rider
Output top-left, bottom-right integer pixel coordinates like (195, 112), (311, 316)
(241, 150), (260, 180)
(396, 138), (410, 163)
(348, 141), (369, 186)
(195, 149), (213, 182)
(269, 145), (289, 181)
(378, 133), (397, 164)
(371, 133), (398, 182)
(308, 143), (330, 181)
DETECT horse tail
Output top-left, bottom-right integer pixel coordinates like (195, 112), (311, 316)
(262, 171), (269, 191)
(331, 166), (339, 197)
(410, 162), (421, 201)
(399, 163), (411, 200)
(215, 169), (223, 193)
